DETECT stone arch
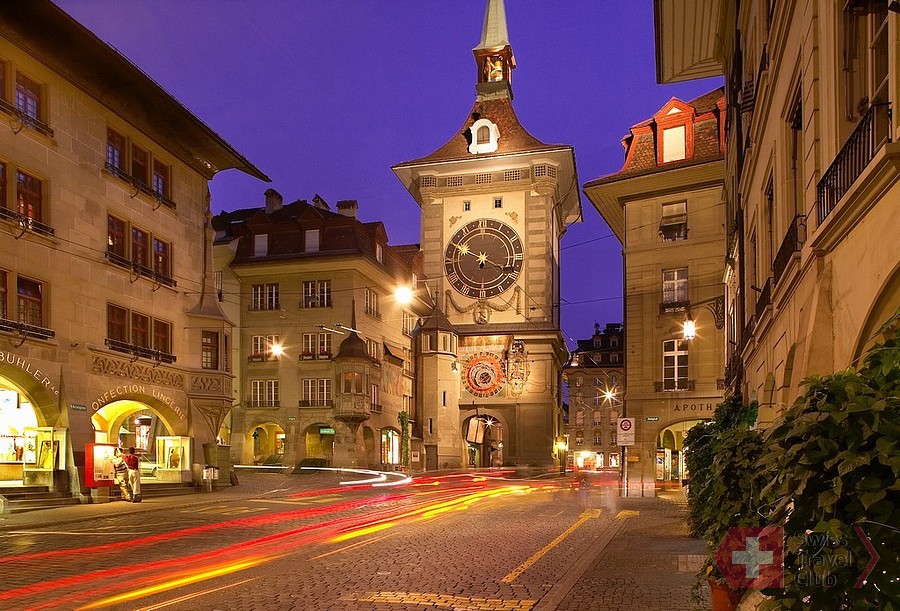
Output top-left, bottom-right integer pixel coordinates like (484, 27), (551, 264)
(0, 361), (61, 427)
(852, 262), (900, 365)
(91, 392), (187, 438)
(301, 421), (335, 464)
(461, 411), (508, 468)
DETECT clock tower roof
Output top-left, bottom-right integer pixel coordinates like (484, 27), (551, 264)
(418, 304), (456, 333)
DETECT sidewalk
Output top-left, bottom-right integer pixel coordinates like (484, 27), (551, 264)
(555, 490), (709, 610)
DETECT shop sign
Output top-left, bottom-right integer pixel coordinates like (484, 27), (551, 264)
(287, 416), (297, 421)
(319, 427), (335, 435)
(673, 403), (715, 412)
(70, 403), (87, 412)
(645, 416), (660, 422)
(91, 385), (186, 421)
(0, 351), (59, 396)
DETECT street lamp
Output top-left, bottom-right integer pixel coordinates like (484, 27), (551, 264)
(556, 435), (569, 474)
(394, 284), (414, 305)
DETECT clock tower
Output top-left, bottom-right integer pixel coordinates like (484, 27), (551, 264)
(393, 0), (580, 468)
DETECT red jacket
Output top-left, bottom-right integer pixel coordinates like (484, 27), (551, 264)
(123, 454), (139, 470)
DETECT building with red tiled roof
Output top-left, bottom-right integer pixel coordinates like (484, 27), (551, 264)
(583, 88), (726, 496)
(213, 191), (430, 469)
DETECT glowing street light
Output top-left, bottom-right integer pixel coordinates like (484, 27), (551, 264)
(394, 285), (414, 305)
(270, 343), (285, 357)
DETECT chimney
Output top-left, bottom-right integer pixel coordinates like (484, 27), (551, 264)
(264, 188), (283, 214)
(312, 194), (330, 211)
(336, 200), (358, 220)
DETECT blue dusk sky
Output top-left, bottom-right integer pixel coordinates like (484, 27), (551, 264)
(53, 0), (722, 347)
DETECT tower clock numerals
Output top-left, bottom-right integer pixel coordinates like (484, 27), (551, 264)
(444, 218), (524, 299)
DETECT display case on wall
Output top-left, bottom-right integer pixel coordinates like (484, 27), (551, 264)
(85, 443), (117, 487)
(22, 427), (66, 471)
(156, 436), (190, 473)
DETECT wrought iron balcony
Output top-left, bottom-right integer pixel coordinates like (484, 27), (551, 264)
(0, 206), (55, 237)
(103, 162), (177, 210)
(0, 98), (54, 137)
(298, 400), (333, 408)
(725, 352), (743, 387)
(246, 399), (280, 409)
(0, 317), (55, 340)
(105, 338), (176, 364)
(741, 315), (756, 349)
(755, 278), (772, 315)
(659, 300), (690, 316)
(773, 215), (806, 285)
(105, 250), (177, 287)
(654, 380), (695, 392)
(817, 102), (892, 225)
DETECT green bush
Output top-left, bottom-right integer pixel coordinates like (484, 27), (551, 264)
(760, 311), (900, 609)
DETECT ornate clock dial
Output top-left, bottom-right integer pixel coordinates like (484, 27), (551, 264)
(444, 218), (523, 298)
(463, 353), (506, 398)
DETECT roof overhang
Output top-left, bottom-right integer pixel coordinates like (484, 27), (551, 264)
(392, 146), (581, 226)
(0, 2), (268, 182)
(583, 159), (724, 245)
(653, 0), (726, 84)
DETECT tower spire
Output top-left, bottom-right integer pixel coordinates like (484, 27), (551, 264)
(473, 0), (515, 99)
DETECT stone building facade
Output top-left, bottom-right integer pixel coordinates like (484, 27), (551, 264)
(212, 193), (426, 470)
(0, 2), (265, 497)
(392, 0), (581, 469)
(654, 0), (900, 421)
(562, 323), (625, 472)
(584, 90), (727, 495)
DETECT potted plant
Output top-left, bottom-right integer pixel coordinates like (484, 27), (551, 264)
(300, 349), (314, 361)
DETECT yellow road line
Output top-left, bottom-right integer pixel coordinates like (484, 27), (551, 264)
(341, 591), (536, 610)
(136, 577), (256, 611)
(501, 509), (602, 584)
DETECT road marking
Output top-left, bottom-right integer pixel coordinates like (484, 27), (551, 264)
(0, 530), (151, 537)
(341, 592), (536, 610)
(533, 509), (635, 610)
(135, 577), (256, 610)
(501, 509), (602, 584)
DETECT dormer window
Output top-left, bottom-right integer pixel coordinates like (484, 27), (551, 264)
(254, 234), (268, 257)
(662, 126), (686, 162)
(305, 229), (319, 253)
(468, 118), (500, 155)
(376, 243), (383, 263)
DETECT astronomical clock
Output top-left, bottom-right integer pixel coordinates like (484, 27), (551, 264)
(462, 352), (506, 398)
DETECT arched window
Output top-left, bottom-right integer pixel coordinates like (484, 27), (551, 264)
(477, 125), (490, 144)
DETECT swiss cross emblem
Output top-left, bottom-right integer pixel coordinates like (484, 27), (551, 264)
(714, 526), (784, 589)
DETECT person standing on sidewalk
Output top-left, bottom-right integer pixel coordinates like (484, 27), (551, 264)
(112, 448), (132, 501)
(122, 447), (142, 503)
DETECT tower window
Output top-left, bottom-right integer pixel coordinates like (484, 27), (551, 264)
(662, 125), (686, 162)
(463, 201), (471, 211)
(494, 198), (503, 209)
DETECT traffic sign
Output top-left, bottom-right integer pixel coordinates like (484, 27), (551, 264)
(617, 417), (635, 446)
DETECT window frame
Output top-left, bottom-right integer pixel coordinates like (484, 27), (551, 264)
(201, 330), (219, 370)
(662, 339), (689, 391)
(105, 303), (175, 362)
(105, 214), (175, 285)
(662, 268), (689, 304)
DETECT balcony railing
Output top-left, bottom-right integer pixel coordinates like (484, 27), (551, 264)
(755, 278), (772, 315)
(105, 250), (177, 287)
(742, 315), (756, 349)
(248, 302), (279, 311)
(773, 215), (806, 285)
(654, 380), (695, 392)
(105, 338), (176, 364)
(247, 399), (280, 409)
(659, 300), (690, 316)
(817, 102), (892, 225)
(0, 98), (54, 137)
(298, 400), (333, 408)
(725, 352), (742, 387)
(0, 318), (55, 340)
(104, 162), (177, 210)
(0, 206), (55, 236)
(248, 354), (275, 363)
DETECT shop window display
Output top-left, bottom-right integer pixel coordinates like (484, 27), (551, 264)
(0, 386), (38, 472)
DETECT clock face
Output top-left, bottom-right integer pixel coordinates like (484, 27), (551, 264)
(463, 353), (506, 398)
(444, 219), (523, 298)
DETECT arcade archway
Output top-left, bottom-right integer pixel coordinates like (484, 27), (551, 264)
(243, 422), (285, 465)
(302, 423), (333, 465)
(655, 419), (706, 482)
(462, 414), (504, 468)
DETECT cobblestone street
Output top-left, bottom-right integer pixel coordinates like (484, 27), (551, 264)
(0, 473), (706, 610)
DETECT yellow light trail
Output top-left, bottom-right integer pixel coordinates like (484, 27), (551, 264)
(76, 555), (274, 610)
